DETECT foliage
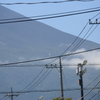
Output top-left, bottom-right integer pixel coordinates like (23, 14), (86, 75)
(52, 97), (61, 100)
(52, 98), (72, 100)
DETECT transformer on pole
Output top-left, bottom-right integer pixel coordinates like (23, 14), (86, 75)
(76, 60), (87, 100)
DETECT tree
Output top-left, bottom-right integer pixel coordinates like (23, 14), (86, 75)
(52, 97), (60, 100)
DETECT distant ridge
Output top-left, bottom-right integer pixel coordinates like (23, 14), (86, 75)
(0, 5), (100, 62)
(0, 5), (100, 100)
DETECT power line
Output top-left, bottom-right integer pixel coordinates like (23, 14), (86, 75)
(0, 63), (100, 67)
(69, 24), (99, 53)
(20, 67), (46, 91)
(64, 14), (100, 54)
(0, 0), (93, 5)
(60, 22), (89, 56)
(57, 14), (100, 64)
(0, 87), (99, 94)
(0, 73), (99, 100)
(0, 8), (100, 24)
(25, 68), (53, 91)
(18, 20), (98, 97)
(90, 13), (100, 19)
(66, 74), (100, 98)
(0, 7), (99, 22)
(0, 47), (100, 66)
(9, 68), (52, 100)
(12, 87), (100, 93)
(49, 12), (100, 65)
(78, 81), (100, 100)
(88, 93), (98, 100)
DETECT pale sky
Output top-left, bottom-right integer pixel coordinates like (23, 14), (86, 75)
(1, 0), (100, 44)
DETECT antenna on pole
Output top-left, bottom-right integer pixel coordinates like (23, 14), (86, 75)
(76, 60), (87, 100)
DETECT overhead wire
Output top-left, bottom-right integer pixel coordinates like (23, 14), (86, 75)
(0, 7), (100, 24)
(94, 95), (100, 100)
(58, 13), (100, 64)
(0, 63), (100, 67)
(88, 93), (98, 100)
(1, 3), (98, 68)
(12, 69), (53, 100)
(50, 18), (98, 66)
(90, 12), (100, 19)
(98, 16), (100, 19)
(65, 12), (100, 54)
(0, 47), (100, 66)
(67, 15), (99, 54)
(61, 22), (89, 56)
(69, 25), (94, 51)
(12, 67), (53, 100)
(0, 75), (100, 100)
(0, 8), (99, 99)
(0, 7), (99, 22)
(0, 6), (99, 70)
(0, 5), (99, 100)
(0, 40), (100, 97)
(25, 68), (53, 91)
(66, 74), (100, 98)
(0, 0), (94, 5)
(49, 22), (89, 65)
(78, 81), (100, 100)
(20, 67), (46, 92)
(0, 87), (99, 94)
(50, 12), (100, 65)
(1, 16), (98, 97)
(0, 74), (99, 94)
(69, 24), (99, 53)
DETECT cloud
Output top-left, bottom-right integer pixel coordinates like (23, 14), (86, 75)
(59, 43), (71, 47)
(17, 49), (100, 69)
(0, 41), (6, 45)
(0, 60), (9, 64)
(62, 48), (100, 69)
(18, 57), (25, 61)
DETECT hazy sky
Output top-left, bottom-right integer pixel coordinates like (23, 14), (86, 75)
(1, 0), (100, 44)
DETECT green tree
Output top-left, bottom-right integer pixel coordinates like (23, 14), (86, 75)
(52, 97), (60, 100)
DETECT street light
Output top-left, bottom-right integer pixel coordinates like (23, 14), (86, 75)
(38, 96), (44, 100)
(76, 60), (87, 100)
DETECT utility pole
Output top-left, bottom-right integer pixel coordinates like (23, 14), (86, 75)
(89, 19), (100, 24)
(76, 60), (87, 100)
(5, 87), (19, 100)
(77, 64), (84, 100)
(59, 57), (64, 100)
(46, 56), (64, 100)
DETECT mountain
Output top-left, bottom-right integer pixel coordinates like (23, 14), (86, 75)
(0, 5), (100, 100)
(0, 5), (100, 62)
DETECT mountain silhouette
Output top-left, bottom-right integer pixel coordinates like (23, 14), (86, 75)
(0, 5), (100, 100)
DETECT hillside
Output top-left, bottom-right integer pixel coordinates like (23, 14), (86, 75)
(0, 5), (100, 62)
(0, 5), (100, 100)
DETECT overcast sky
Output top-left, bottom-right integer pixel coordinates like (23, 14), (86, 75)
(1, 0), (100, 44)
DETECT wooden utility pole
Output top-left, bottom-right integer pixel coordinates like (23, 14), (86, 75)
(46, 56), (64, 100)
(59, 57), (64, 100)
